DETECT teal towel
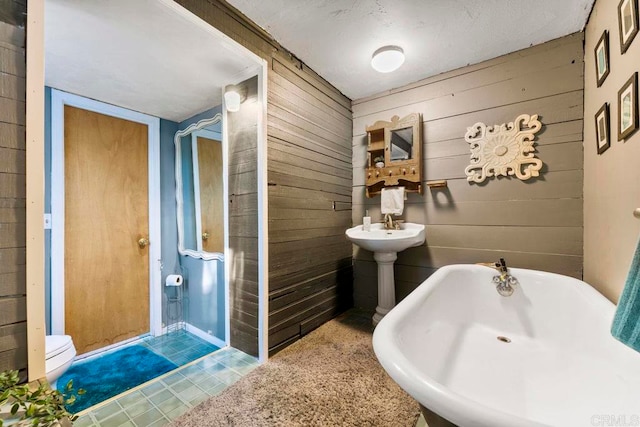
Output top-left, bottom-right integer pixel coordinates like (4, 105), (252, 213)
(612, 236), (640, 352)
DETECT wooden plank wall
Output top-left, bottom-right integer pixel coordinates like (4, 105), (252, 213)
(352, 33), (585, 309)
(0, 0), (27, 376)
(176, 0), (353, 355)
(227, 76), (260, 356)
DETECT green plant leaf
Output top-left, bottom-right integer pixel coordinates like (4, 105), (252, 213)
(0, 369), (77, 426)
(77, 389), (86, 395)
(1, 371), (19, 390)
(25, 403), (35, 417)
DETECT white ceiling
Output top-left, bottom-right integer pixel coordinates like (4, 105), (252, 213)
(45, 0), (258, 122)
(227, 0), (595, 100)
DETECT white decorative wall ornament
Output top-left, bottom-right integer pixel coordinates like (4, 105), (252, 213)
(464, 114), (543, 184)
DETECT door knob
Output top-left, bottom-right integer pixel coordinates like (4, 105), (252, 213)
(202, 232), (209, 241)
(138, 238), (150, 249)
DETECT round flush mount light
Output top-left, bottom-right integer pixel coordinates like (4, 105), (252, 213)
(224, 90), (241, 112)
(371, 45), (405, 73)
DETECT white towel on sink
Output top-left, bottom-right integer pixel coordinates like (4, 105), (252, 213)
(381, 187), (405, 215)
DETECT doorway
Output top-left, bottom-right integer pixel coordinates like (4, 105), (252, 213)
(50, 89), (162, 355)
(26, 0), (269, 383)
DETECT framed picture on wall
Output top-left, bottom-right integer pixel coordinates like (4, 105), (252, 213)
(595, 103), (610, 154)
(595, 30), (610, 87)
(618, 0), (639, 54)
(618, 72), (639, 140)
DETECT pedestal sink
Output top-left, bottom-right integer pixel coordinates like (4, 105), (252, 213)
(346, 222), (425, 324)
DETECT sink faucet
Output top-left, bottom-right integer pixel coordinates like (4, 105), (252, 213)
(478, 258), (519, 297)
(383, 213), (402, 230)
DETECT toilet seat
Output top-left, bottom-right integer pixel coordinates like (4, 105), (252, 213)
(46, 335), (73, 360)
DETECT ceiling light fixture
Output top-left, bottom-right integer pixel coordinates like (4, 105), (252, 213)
(371, 45), (405, 73)
(224, 90), (241, 112)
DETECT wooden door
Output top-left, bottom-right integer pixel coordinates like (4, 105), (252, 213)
(197, 136), (224, 253)
(64, 106), (149, 355)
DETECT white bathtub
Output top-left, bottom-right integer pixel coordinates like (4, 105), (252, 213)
(373, 264), (640, 427)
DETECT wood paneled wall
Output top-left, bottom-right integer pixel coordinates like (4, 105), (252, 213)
(352, 33), (584, 309)
(267, 53), (353, 354)
(227, 76), (260, 356)
(0, 1), (27, 376)
(176, 0), (353, 355)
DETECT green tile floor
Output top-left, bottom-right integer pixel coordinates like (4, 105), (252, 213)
(73, 347), (259, 427)
(139, 330), (220, 366)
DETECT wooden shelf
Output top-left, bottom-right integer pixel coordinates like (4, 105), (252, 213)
(364, 113), (423, 197)
(368, 140), (385, 151)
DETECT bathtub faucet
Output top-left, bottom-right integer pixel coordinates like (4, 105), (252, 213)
(493, 258), (518, 297)
(478, 258), (519, 297)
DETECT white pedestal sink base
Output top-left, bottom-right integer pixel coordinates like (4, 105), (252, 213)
(373, 251), (397, 325)
(345, 222), (425, 326)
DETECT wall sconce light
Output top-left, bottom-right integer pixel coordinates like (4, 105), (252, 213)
(371, 45), (405, 73)
(224, 90), (241, 112)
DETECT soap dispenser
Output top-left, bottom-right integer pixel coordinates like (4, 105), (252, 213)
(363, 210), (371, 231)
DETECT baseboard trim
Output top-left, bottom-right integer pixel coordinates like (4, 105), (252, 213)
(184, 323), (227, 349)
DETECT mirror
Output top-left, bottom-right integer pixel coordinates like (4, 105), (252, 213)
(175, 114), (225, 260)
(390, 126), (413, 161)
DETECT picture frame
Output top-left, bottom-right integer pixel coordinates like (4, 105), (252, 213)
(618, 72), (639, 140)
(595, 30), (610, 87)
(618, 0), (639, 54)
(595, 103), (610, 154)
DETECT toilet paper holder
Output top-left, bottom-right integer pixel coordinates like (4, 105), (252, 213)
(165, 274), (183, 286)
(165, 274), (184, 333)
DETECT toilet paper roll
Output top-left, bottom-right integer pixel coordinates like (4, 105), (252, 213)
(165, 274), (183, 287)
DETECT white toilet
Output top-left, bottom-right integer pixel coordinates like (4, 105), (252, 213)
(45, 335), (76, 389)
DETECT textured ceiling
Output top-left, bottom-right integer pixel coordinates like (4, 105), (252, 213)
(227, 0), (595, 100)
(45, 0), (257, 122)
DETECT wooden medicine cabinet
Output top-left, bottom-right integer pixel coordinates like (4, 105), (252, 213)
(365, 113), (423, 197)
